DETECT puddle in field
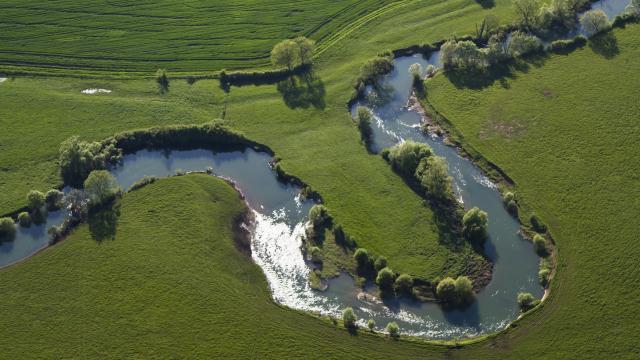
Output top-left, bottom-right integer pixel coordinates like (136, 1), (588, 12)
(81, 88), (111, 94)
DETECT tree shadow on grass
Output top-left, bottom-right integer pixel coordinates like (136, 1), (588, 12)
(475, 0), (495, 9)
(88, 201), (120, 242)
(589, 31), (619, 59)
(276, 71), (326, 109)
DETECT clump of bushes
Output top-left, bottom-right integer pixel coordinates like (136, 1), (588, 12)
(308, 204), (331, 229)
(462, 207), (489, 244)
(436, 276), (475, 305)
(59, 136), (122, 187)
(538, 268), (551, 286)
(355, 107), (374, 147)
(533, 234), (548, 255)
(517, 292), (540, 311)
(374, 256), (387, 271)
(354, 248), (372, 274)
(45, 189), (64, 210)
(0, 217), (16, 238)
(383, 141), (432, 178)
(386, 322), (400, 338)
(342, 307), (357, 328)
(440, 39), (488, 69)
(394, 274), (414, 296)
(357, 54), (394, 86)
(416, 155), (453, 202)
(367, 319), (376, 331)
(376, 267), (396, 296)
(84, 170), (120, 208)
(270, 36), (315, 70)
(18, 212), (31, 227)
(507, 31), (543, 57)
(580, 9), (612, 37)
(502, 191), (518, 215)
(26, 190), (46, 213)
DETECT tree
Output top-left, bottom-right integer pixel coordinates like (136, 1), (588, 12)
(45, 189), (64, 210)
(155, 69), (169, 94)
(293, 36), (315, 65)
(359, 55), (393, 85)
(394, 274), (414, 295)
(507, 31), (543, 57)
(354, 248), (370, 272)
(356, 107), (373, 146)
(58, 136), (121, 186)
(485, 34), (507, 64)
(439, 40), (457, 68)
(342, 307), (357, 328)
(18, 212), (31, 227)
(580, 9), (611, 37)
(455, 276), (474, 303)
(436, 277), (457, 302)
(367, 319), (376, 331)
(376, 267), (396, 293)
(627, 0), (640, 15)
(84, 170), (119, 207)
(387, 141), (432, 177)
(517, 292), (539, 311)
(418, 156), (453, 201)
(408, 63), (422, 78)
(440, 40), (487, 69)
(462, 207), (489, 243)
(308, 204), (331, 228)
(0, 217), (16, 238)
(386, 322), (400, 338)
(373, 256), (387, 271)
(513, 0), (541, 30)
(271, 39), (298, 70)
(533, 234), (548, 255)
(26, 190), (46, 212)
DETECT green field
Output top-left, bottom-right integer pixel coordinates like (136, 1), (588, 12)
(0, 0), (638, 358)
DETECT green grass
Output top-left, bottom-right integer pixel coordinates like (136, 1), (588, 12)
(423, 24), (640, 358)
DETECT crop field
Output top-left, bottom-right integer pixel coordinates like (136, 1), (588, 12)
(0, 0), (638, 358)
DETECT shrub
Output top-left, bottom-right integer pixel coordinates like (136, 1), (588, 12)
(417, 156), (453, 201)
(503, 191), (518, 214)
(27, 190), (46, 212)
(332, 224), (346, 245)
(373, 256), (388, 271)
(485, 34), (508, 65)
(408, 63), (423, 88)
(155, 69), (169, 94)
(58, 136), (121, 186)
(354, 248), (371, 270)
(84, 170), (119, 207)
(580, 9), (611, 37)
(508, 31), (543, 57)
(308, 204), (331, 228)
(462, 207), (489, 244)
(517, 292), (540, 311)
(455, 276), (474, 303)
(358, 55), (393, 85)
(0, 217), (16, 238)
(356, 107), (374, 146)
(513, 0), (541, 30)
(45, 189), (64, 210)
(533, 234), (548, 255)
(387, 141), (432, 177)
(18, 212), (31, 227)
(386, 322), (400, 338)
(539, 268), (551, 286)
(309, 246), (323, 263)
(425, 64), (436, 77)
(367, 319), (376, 331)
(440, 40), (487, 69)
(503, 191), (515, 203)
(394, 274), (414, 295)
(436, 277), (457, 302)
(376, 267), (396, 293)
(342, 307), (357, 328)
(530, 213), (547, 232)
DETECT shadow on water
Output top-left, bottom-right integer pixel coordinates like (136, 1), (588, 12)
(442, 301), (481, 328)
(276, 71), (326, 109)
(589, 31), (619, 59)
(88, 201), (120, 242)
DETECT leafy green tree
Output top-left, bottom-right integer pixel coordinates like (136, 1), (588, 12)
(508, 31), (543, 57)
(436, 277), (457, 302)
(462, 207), (489, 243)
(533, 234), (548, 255)
(271, 39), (298, 70)
(356, 107), (373, 146)
(0, 217), (16, 238)
(539, 268), (551, 286)
(376, 267), (396, 293)
(627, 0), (640, 15)
(455, 276), (474, 303)
(18, 212), (31, 227)
(373, 256), (387, 271)
(26, 190), (46, 212)
(394, 274), (414, 295)
(517, 292), (539, 311)
(418, 156), (453, 201)
(513, 0), (541, 30)
(386, 321), (400, 338)
(308, 204), (331, 228)
(485, 34), (507, 64)
(359, 55), (393, 85)
(387, 141), (432, 177)
(367, 319), (376, 331)
(580, 9), (611, 37)
(354, 248), (370, 272)
(342, 307), (357, 328)
(293, 36), (315, 65)
(58, 136), (121, 186)
(155, 69), (169, 94)
(84, 170), (119, 207)
(45, 189), (64, 210)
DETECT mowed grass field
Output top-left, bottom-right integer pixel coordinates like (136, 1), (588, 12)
(424, 24), (640, 358)
(0, 174), (449, 358)
(0, 0), (388, 75)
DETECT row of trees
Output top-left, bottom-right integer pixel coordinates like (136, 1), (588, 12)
(436, 276), (474, 305)
(270, 36), (315, 70)
(341, 308), (400, 338)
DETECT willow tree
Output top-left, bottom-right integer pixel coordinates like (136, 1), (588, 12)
(293, 36), (315, 65)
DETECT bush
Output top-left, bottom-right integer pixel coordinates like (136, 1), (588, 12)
(0, 217), (16, 238)
(84, 170), (119, 207)
(309, 246), (323, 263)
(308, 204), (331, 228)
(27, 190), (46, 212)
(517, 292), (540, 311)
(342, 307), (357, 328)
(18, 212), (31, 227)
(539, 268), (551, 286)
(386, 141), (432, 177)
(376, 267), (396, 293)
(462, 207), (489, 244)
(58, 136), (122, 186)
(455, 276), (474, 303)
(508, 31), (543, 57)
(513, 0), (541, 30)
(440, 40), (488, 69)
(533, 234), (548, 255)
(367, 319), (376, 331)
(530, 213), (547, 232)
(358, 55), (393, 85)
(45, 189), (64, 210)
(356, 107), (373, 146)
(436, 277), (457, 302)
(580, 9), (611, 37)
(417, 156), (453, 201)
(386, 322), (400, 338)
(394, 274), (414, 295)
(373, 256), (387, 271)
(503, 191), (518, 214)
(354, 248), (371, 272)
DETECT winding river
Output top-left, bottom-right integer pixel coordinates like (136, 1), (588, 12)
(0, 0), (631, 339)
